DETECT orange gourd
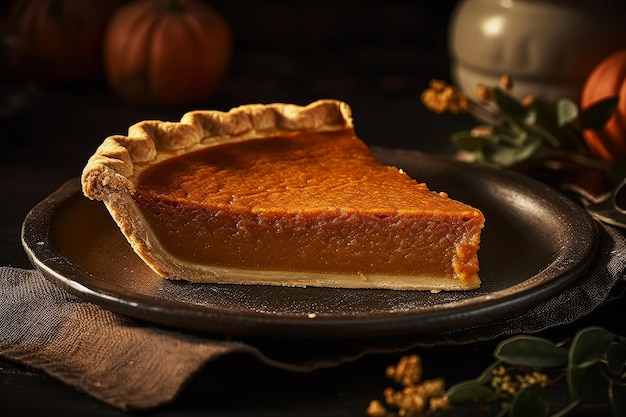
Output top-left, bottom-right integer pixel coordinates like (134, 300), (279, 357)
(10, 0), (120, 83)
(102, 0), (232, 106)
(580, 50), (626, 162)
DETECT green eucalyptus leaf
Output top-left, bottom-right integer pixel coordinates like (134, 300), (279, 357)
(495, 335), (568, 368)
(509, 384), (549, 417)
(492, 119), (529, 146)
(605, 341), (626, 376)
(568, 327), (617, 398)
(450, 131), (492, 152)
(570, 327), (617, 368)
(482, 135), (542, 167)
(493, 88), (536, 124)
(581, 96), (619, 129)
(482, 144), (519, 167)
(556, 98), (579, 127)
(446, 380), (500, 403)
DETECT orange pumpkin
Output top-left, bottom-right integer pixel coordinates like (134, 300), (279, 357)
(103, 0), (232, 106)
(10, 0), (120, 83)
(580, 49), (626, 162)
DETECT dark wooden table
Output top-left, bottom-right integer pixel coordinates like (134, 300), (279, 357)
(0, 2), (623, 416)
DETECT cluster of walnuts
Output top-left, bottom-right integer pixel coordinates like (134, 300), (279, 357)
(366, 354), (449, 417)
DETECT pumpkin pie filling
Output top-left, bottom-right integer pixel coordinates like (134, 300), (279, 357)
(81, 100), (484, 290)
(133, 129), (482, 279)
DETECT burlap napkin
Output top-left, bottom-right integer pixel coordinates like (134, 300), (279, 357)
(1, 223), (625, 411)
(0, 267), (381, 411)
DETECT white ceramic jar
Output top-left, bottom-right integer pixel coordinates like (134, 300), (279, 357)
(448, 0), (626, 104)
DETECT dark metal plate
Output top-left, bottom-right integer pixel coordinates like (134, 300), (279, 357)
(21, 148), (598, 338)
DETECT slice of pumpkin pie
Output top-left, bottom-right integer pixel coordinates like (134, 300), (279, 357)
(81, 99), (484, 290)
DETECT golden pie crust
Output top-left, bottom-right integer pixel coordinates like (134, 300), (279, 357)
(81, 99), (484, 290)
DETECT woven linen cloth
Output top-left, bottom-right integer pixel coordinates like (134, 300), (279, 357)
(0, 223), (625, 411)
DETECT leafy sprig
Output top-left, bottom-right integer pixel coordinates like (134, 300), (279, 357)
(446, 326), (626, 416)
(421, 78), (618, 174)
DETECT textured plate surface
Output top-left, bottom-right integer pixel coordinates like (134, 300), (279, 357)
(22, 148), (598, 339)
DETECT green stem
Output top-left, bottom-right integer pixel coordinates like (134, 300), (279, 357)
(535, 149), (609, 172)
